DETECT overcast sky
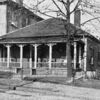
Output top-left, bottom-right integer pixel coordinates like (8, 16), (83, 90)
(23, 0), (100, 37)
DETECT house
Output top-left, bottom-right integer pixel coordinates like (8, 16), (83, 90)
(0, 0), (43, 36)
(0, 1), (99, 79)
(0, 18), (99, 79)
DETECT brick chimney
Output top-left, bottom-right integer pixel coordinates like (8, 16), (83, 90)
(74, 9), (81, 27)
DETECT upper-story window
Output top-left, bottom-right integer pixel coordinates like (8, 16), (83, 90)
(11, 11), (18, 28)
(22, 17), (29, 27)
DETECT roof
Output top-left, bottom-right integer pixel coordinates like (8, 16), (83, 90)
(1, 18), (78, 38)
(0, 18), (99, 43)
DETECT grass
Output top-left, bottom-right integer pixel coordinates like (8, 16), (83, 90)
(0, 70), (100, 91)
(72, 78), (100, 89)
(24, 76), (100, 90)
(24, 76), (68, 84)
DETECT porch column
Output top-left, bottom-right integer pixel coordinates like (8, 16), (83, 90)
(19, 45), (24, 68)
(29, 46), (32, 68)
(84, 39), (87, 72)
(79, 46), (82, 68)
(74, 42), (77, 70)
(32, 44), (38, 69)
(6, 45), (11, 68)
(48, 43), (53, 69)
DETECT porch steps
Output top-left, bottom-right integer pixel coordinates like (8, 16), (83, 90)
(22, 68), (31, 76)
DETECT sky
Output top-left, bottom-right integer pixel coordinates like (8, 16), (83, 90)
(23, 0), (100, 38)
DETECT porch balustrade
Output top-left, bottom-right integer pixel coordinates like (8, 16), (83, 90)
(0, 62), (7, 68)
(36, 62), (67, 68)
(0, 58), (84, 69)
(37, 62), (49, 68)
(0, 58), (68, 68)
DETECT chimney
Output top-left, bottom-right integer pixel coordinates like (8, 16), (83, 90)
(74, 9), (81, 27)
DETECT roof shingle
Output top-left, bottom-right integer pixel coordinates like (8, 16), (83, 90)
(1, 18), (99, 43)
(2, 18), (77, 39)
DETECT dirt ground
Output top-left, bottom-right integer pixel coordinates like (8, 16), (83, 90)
(0, 82), (100, 100)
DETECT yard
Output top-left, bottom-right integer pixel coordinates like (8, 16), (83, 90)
(0, 71), (100, 100)
(0, 81), (100, 100)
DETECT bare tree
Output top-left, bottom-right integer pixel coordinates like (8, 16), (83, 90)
(23, 0), (100, 79)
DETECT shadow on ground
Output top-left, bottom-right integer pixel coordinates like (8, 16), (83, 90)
(0, 71), (100, 91)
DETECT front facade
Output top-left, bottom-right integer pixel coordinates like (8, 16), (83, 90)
(0, 18), (99, 78)
(0, 35), (84, 77)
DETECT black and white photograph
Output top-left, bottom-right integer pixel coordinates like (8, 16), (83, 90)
(0, 0), (100, 99)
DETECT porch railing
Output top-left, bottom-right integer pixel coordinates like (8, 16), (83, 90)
(9, 62), (20, 68)
(0, 61), (67, 68)
(37, 62), (49, 68)
(0, 62), (7, 68)
(52, 62), (67, 68)
(36, 62), (67, 68)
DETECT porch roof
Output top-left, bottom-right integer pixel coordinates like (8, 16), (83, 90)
(1, 18), (76, 38)
(0, 18), (99, 43)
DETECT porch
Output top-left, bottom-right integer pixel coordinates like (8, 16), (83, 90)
(0, 41), (85, 77)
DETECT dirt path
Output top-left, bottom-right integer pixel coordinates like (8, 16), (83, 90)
(0, 82), (100, 100)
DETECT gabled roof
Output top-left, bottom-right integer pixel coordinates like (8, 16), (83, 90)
(0, 18), (99, 43)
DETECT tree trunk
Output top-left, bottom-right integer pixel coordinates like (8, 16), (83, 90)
(66, 0), (72, 79)
(66, 42), (72, 78)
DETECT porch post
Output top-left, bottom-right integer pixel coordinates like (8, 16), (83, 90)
(79, 46), (82, 68)
(29, 45), (32, 68)
(6, 45), (11, 68)
(33, 44), (38, 69)
(84, 39), (87, 72)
(19, 45), (24, 68)
(74, 42), (77, 70)
(48, 43), (53, 69)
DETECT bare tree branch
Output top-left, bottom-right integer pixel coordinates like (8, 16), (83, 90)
(70, 0), (76, 4)
(52, 0), (66, 17)
(81, 17), (100, 26)
(70, 0), (81, 14)
(36, 9), (56, 18)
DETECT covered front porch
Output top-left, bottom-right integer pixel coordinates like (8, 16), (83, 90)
(0, 41), (84, 77)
